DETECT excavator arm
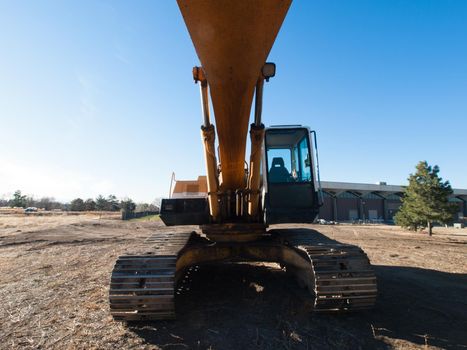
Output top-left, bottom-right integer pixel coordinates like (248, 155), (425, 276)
(177, 0), (292, 223)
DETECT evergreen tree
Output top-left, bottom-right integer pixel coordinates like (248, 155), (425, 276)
(95, 195), (108, 211)
(10, 190), (27, 208)
(395, 161), (457, 235)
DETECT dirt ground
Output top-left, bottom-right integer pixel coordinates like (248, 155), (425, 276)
(0, 214), (466, 350)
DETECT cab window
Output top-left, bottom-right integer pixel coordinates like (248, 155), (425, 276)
(267, 148), (292, 183)
(265, 128), (312, 184)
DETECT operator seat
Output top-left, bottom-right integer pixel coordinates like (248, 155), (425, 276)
(269, 157), (291, 183)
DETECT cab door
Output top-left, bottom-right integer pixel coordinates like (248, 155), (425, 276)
(263, 127), (320, 224)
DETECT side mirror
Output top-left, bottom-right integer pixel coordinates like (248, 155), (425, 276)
(262, 62), (276, 81)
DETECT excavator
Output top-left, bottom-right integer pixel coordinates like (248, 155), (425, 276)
(109, 0), (377, 321)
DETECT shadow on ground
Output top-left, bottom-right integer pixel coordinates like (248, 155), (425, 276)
(128, 229), (467, 349)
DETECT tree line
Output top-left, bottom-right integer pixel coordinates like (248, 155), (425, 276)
(0, 191), (159, 214)
(1, 161), (460, 234)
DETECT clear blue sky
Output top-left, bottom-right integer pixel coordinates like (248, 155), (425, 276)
(1, 1), (466, 202)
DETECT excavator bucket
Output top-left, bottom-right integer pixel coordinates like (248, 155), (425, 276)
(177, 0), (292, 190)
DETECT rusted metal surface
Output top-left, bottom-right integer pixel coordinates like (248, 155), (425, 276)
(177, 0), (292, 190)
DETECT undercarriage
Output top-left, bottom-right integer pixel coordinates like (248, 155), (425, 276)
(109, 229), (377, 321)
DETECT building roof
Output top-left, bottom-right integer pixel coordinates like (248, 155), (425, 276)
(170, 176), (467, 200)
(321, 181), (467, 199)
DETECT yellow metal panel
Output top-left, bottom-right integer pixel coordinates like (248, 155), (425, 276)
(177, 0), (292, 190)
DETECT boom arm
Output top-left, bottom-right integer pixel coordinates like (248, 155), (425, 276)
(177, 0), (291, 192)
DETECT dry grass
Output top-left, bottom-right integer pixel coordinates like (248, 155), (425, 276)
(0, 216), (466, 349)
(0, 207), (25, 215)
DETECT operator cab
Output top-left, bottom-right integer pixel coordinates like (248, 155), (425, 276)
(263, 126), (320, 224)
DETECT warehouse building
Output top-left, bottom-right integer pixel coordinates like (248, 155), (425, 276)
(319, 181), (467, 223)
(169, 177), (467, 224)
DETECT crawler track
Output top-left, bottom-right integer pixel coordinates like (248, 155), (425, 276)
(276, 230), (377, 312)
(299, 244), (377, 311)
(109, 232), (192, 321)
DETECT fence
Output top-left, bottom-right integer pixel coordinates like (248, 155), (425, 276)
(121, 210), (159, 220)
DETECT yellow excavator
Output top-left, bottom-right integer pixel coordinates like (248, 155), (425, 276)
(109, 0), (377, 321)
